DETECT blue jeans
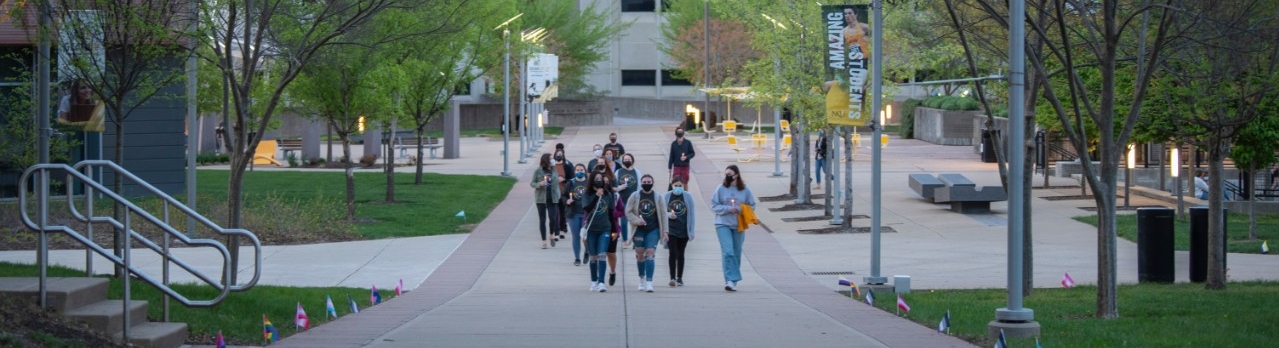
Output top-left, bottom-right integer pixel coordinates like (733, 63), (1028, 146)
(634, 228), (660, 280)
(587, 231), (611, 282)
(715, 225), (744, 283)
(619, 215), (630, 242)
(567, 213), (583, 260)
(632, 228), (660, 250)
(815, 158), (826, 184)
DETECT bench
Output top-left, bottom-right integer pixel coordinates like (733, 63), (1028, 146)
(908, 173), (945, 202)
(932, 173), (1006, 214)
(394, 137), (444, 159)
(278, 139), (302, 159)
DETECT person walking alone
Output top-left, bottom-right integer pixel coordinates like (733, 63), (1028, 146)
(626, 174), (667, 292)
(664, 175), (695, 287)
(814, 130), (828, 189)
(531, 154), (561, 249)
(711, 165), (756, 291)
(668, 127), (695, 185)
(584, 172), (622, 292)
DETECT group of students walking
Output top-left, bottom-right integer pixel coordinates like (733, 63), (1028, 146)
(530, 128), (758, 293)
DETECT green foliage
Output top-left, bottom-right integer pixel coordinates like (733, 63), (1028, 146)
(515, 0), (629, 99)
(1074, 212), (1277, 253)
(920, 95), (980, 111)
(855, 282), (1279, 347)
(195, 152), (229, 165)
(898, 99), (922, 139)
(0, 53), (80, 169)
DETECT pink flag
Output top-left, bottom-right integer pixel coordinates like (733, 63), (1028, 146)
(896, 294), (911, 313)
(396, 279), (403, 296)
(1062, 272), (1075, 288)
(371, 285), (382, 304)
(295, 302), (310, 330)
(216, 330), (226, 348)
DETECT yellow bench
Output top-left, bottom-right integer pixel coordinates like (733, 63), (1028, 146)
(253, 140), (283, 166)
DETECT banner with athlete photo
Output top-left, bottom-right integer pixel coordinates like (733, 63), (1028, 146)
(822, 5), (871, 126)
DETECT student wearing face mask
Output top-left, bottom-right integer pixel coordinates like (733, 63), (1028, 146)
(711, 165), (756, 292)
(564, 163), (590, 266)
(668, 127), (695, 185)
(587, 144), (616, 177)
(615, 153), (641, 250)
(553, 145), (573, 241)
(815, 129), (828, 189)
(664, 175), (695, 287)
(531, 153), (561, 249)
(625, 174), (667, 292)
(605, 132), (626, 160)
(584, 172), (623, 292)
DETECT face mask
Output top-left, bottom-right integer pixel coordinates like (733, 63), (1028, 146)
(594, 179), (605, 187)
(641, 183), (653, 192)
(554, 155), (564, 162)
(724, 174), (735, 185)
(676, 131), (684, 138)
(575, 172), (585, 179)
(819, 131), (825, 137)
(610, 138), (617, 143)
(594, 150), (603, 157)
(622, 161), (633, 167)
(605, 154), (614, 161)
(595, 165), (605, 172)
(672, 187), (684, 195)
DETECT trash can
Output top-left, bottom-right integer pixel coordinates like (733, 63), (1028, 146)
(683, 112), (696, 131)
(1136, 208), (1175, 283)
(1189, 206), (1228, 283)
(980, 128), (998, 163)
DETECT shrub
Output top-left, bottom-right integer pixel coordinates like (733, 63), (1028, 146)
(920, 95), (983, 111)
(358, 154), (378, 167)
(899, 99), (922, 139)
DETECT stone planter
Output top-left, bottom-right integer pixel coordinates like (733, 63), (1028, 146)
(912, 107), (983, 146)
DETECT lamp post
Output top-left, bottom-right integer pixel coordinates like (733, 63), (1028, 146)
(496, 14), (522, 176)
(763, 13), (786, 178)
(1126, 145), (1135, 209)
(1172, 146), (1182, 215)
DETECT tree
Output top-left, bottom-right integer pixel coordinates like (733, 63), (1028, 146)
(665, 17), (760, 88)
(1153, 0), (1279, 290)
(200, 0), (408, 229)
(1229, 112), (1279, 240)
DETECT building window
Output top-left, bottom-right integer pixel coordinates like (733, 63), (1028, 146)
(621, 0), (655, 12)
(621, 70), (657, 86)
(661, 70), (692, 86)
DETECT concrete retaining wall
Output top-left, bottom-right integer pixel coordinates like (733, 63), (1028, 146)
(913, 107), (982, 146)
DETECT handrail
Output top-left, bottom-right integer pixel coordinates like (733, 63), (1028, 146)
(1047, 143), (1078, 162)
(18, 163), (260, 309)
(71, 160), (261, 291)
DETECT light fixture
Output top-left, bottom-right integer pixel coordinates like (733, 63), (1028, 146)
(1127, 145), (1136, 169)
(1170, 147), (1180, 177)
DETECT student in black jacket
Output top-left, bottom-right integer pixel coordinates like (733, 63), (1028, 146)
(668, 127), (695, 185)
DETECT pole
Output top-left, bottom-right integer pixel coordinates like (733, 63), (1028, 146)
(501, 29), (512, 176)
(518, 53), (529, 163)
(36, 0), (52, 309)
(866, 0), (886, 285)
(178, 0), (199, 322)
(830, 127), (844, 225)
(993, 0), (1036, 329)
(772, 56), (782, 177)
(702, 1), (710, 139)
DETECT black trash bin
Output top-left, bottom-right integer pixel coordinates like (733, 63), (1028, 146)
(1189, 206), (1228, 283)
(683, 112), (696, 131)
(980, 129), (998, 163)
(1137, 208), (1175, 283)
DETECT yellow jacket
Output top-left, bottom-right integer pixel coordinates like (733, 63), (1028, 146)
(737, 204), (759, 232)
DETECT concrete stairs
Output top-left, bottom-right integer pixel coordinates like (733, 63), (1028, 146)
(0, 277), (188, 348)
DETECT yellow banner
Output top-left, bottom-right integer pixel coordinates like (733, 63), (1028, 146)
(823, 5), (871, 126)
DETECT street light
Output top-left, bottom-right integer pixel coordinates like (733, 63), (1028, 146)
(496, 13), (522, 176)
(1126, 144), (1135, 209)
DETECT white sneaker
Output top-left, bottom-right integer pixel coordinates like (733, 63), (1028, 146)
(591, 282), (600, 292)
(645, 281), (654, 292)
(725, 281), (737, 292)
(638, 281), (646, 291)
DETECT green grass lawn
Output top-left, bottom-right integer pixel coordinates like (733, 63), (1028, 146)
(0, 262), (388, 345)
(1074, 212), (1276, 254)
(196, 170), (514, 239)
(319, 126), (563, 141)
(851, 282), (1279, 347)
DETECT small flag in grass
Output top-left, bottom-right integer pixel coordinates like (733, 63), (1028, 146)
(1263, 240), (1269, 254)
(994, 329), (1008, 348)
(216, 330), (226, 348)
(371, 284), (382, 305)
(396, 279), (403, 296)
(896, 294), (911, 313)
(838, 276), (859, 297)
(938, 310), (951, 334)
(295, 302), (310, 330)
(347, 294), (360, 314)
(1037, 337), (1044, 348)
(263, 314), (280, 342)
(865, 289), (875, 306)
(325, 295), (338, 320)
(456, 210), (467, 223)
(1061, 271), (1075, 288)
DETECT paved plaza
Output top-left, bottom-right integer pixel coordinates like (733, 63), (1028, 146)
(5, 119), (1275, 347)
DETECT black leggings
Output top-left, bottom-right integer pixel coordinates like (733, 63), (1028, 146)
(667, 236), (689, 280)
(536, 203), (559, 241)
(557, 202), (569, 233)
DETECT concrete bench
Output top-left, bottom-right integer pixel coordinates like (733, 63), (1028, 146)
(933, 174), (1007, 214)
(909, 173), (945, 202)
(395, 137), (444, 159)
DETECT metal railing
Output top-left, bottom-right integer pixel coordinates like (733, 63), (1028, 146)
(1047, 143), (1078, 162)
(18, 161), (261, 341)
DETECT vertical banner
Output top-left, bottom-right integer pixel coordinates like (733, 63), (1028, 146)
(527, 53), (559, 103)
(822, 5), (872, 126)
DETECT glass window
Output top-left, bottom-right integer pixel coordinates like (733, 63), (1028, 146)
(621, 0), (655, 12)
(621, 70), (657, 86)
(661, 70), (692, 86)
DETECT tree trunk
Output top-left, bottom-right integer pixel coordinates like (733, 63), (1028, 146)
(843, 127), (853, 225)
(112, 120), (125, 278)
(796, 122), (811, 204)
(342, 140), (356, 221)
(1094, 176), (1118, 318)
(384, 128), (395, 203)
(414, 130), (425, 185)
(1248, 167), (1257, 240)
(1205, 140), (1227, 290)
(1023, 113), (1036, 297)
